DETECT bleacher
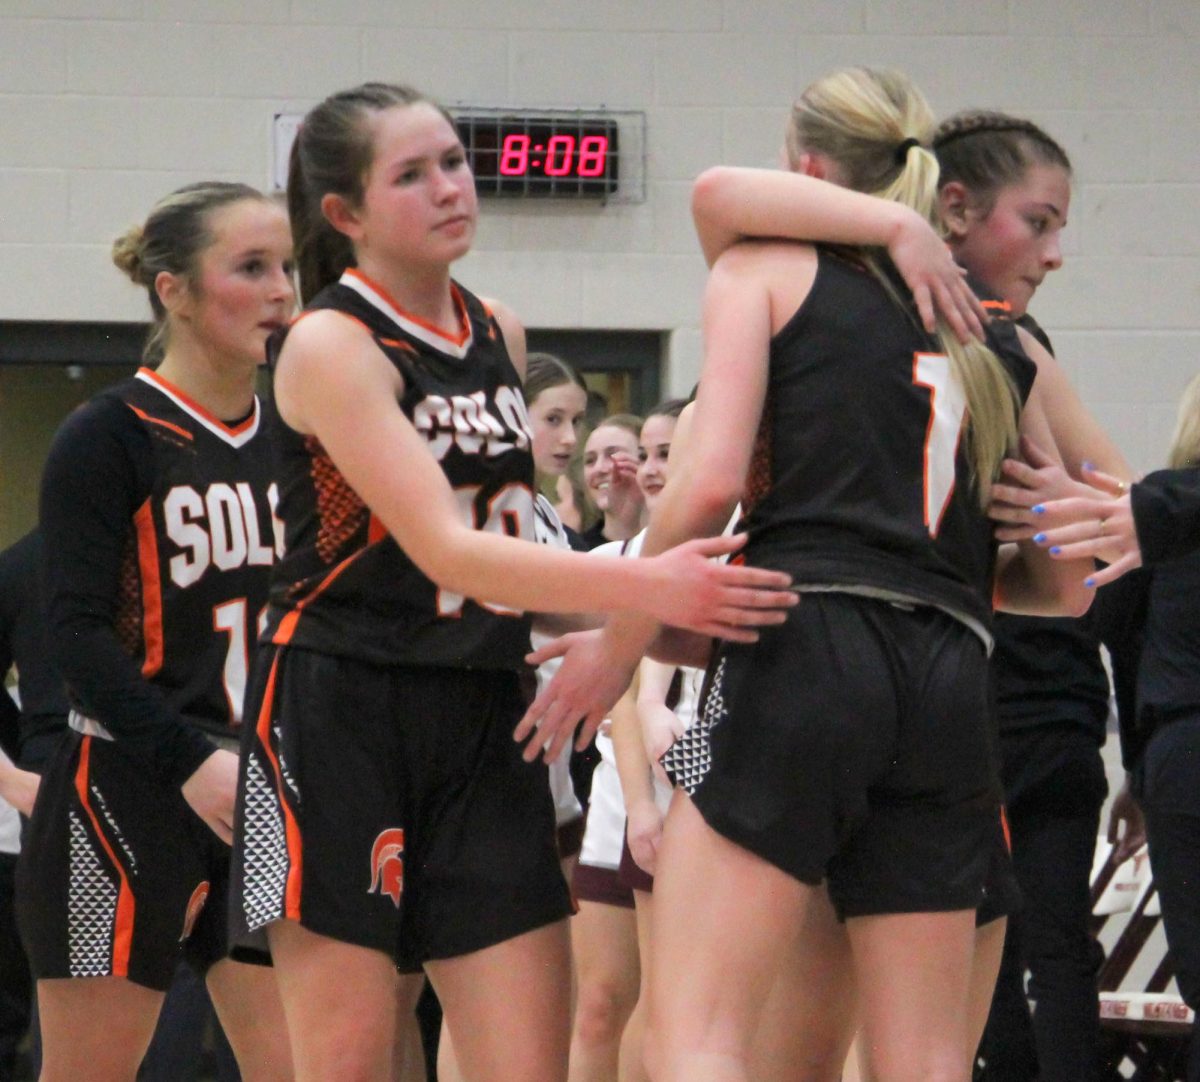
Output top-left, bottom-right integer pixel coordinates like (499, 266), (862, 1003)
(1090, 841), (1194, 1079)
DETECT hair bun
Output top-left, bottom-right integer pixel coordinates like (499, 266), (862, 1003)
(111, 224), (146, 282)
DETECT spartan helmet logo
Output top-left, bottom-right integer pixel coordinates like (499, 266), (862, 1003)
(368, 828), (406, 908)
(180, 880), (211, 941)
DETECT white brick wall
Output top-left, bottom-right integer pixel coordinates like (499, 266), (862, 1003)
(1, 1), (1197, 472)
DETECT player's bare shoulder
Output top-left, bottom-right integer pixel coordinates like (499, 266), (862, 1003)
(275, 308), (404, 434)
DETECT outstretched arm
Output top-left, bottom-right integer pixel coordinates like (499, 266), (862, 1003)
(516, 243), (788, 762)
(275, 310), (794, 634)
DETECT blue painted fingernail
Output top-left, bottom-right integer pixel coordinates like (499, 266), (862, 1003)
(1033, 532), (1046, 543)
(1032, 504), (1045, 514)
(1050, 546), (1061, 555)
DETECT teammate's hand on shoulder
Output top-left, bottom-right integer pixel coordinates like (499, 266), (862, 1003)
(887, 206), (987, 344)
(181, 747), (239, 845)
(644, 534), (796, 640)
(516, 629), (640, 764)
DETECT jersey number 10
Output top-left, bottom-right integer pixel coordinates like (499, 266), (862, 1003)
(436, 483), (535, 618)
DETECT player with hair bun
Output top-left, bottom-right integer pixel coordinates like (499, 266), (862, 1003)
(18, 181), (295, 1082)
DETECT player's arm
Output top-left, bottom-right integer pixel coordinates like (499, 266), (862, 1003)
(612, 664), (668, 877)
(1013, 327), (1132, 481)
(985, 328), (1140, 587)
(610, 668), (653, 811)
(691, 166), (985, 341)
(0, 747), (39, 817)
(273, 310), (794, 633)
(39, 400), (218, 791)
(516, 243), (789, 761)
(992, 385), (1094, 616)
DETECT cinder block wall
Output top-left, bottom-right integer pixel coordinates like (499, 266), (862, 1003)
(2, 0), (1198, 471)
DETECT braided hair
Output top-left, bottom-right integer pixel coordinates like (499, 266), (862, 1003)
(933, 110), (1071, 212)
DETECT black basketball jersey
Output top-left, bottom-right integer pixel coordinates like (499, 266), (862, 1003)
(39, 370), (279, 786)
(990, 314), (1110, 739)
(739, 248), (1036, 634)
(262, 270), (535, 670)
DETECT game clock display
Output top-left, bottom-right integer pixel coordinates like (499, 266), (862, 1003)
(457, 114), (620, 198)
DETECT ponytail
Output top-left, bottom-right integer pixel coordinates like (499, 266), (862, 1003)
(788, 68), (1020, 498)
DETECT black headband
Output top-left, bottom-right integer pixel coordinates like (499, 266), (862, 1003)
(894, 137), (922, 165)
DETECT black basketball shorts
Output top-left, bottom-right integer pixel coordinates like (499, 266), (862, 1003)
(662, 591), (1001, 919)
(231, 645), (571, 972)
(17, 731), (232, 992)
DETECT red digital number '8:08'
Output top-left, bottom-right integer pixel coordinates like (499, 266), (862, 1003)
(498, 134), (610, 178)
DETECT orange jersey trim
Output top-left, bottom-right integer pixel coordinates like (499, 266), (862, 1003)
(344, 268), (471, 348)
(378, 337), (419, 354)
(981, 299), (1013, 314)
(999, 806), (1012, 854)
(291, 308), (373, 335)
(136, 368), (258, 438)
(133, 500), (164, 678)
(272, 549), (368, 647)
(74, 737), (136, 977)
(367, 513), (387, 546)
(255, 654), (304, 919)
(126, 404), (194, 442)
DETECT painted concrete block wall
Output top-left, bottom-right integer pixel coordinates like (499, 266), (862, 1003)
(1, 0), (1197, 472)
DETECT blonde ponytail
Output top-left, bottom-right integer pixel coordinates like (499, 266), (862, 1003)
(789, 68), (1020, 499)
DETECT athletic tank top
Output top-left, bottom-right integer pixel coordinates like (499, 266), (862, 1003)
(63, 370), (278, 744)
(262, 270), (536, 670)
(739, 248), (1036, 634)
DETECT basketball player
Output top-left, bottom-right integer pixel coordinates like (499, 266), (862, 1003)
(521, 68), (1093, 1082)
(228, 82), (795, 1082)
(17, 183), (295, 1082)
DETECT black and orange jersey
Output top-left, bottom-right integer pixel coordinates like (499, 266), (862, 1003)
(262, 270), (536, 670)
(991, 316), (1110, 740)
(738, 248), (1036, 636)
(39, 369), (279, 789)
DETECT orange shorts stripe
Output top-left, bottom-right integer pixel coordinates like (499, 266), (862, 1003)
(255, 654), (304, 920)
(73, 737), (136, 977)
